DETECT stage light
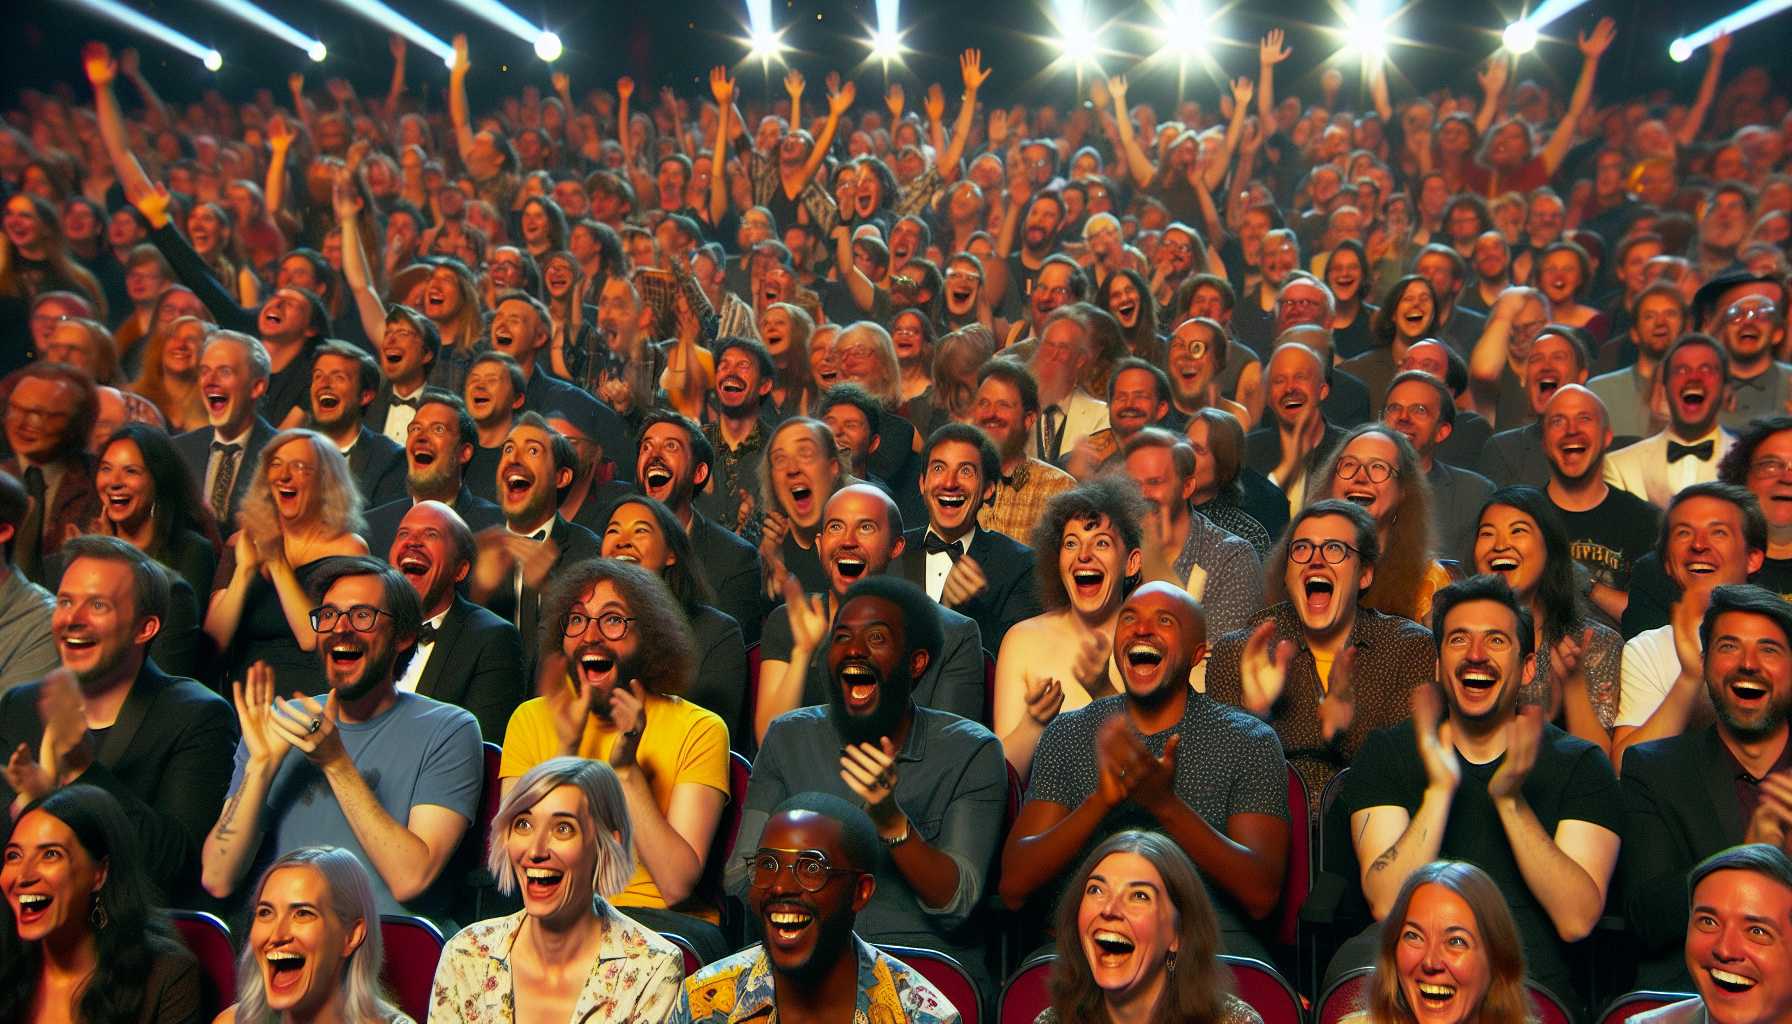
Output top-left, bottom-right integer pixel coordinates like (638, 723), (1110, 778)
(534, 32), (562, 62)
(63, 0), (221, 68)
(869, 28), (902, 60)
(317, 0), (453, 68)
(748, 28), (786, 59)
(1052, 0), (1100, 64)
(441, 0), (563, 62)
(191, 0), (328, 63)
(1161, 0), (1210, 56)
(1670, 0), (1792, 61)
(1502, 20), (1538, 54)
(1339, 0), (1390, 60)
(742, 0), (786, 62)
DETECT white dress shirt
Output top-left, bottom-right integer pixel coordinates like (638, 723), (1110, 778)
(922, 528), (974, 603)
(381, 384), (426, 445)
(397, 608), (450, 693)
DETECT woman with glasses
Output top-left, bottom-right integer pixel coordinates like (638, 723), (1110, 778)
(206, 429), (368, 695)
(1306, 423), (1449, 624)
(432, 757), (688, 1023)
(1472, 486), (1622, 750)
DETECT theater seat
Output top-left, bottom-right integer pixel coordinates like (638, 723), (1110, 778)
(998, 952), (1054, 1024)
(170, 909), (236, 1018)
(660, 930), (701, 977)
(877, 944), (983, 1024)
(379, 914), (447, 1021)
(1598, 990), (1696, 1024)
(1527, 981), (1576, 1024)
(1317, 966), (1372, 1024)
(1221, 954), (1303, 1024)
(1277, 764), (1311, 948)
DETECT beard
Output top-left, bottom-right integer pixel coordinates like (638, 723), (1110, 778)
(826, 656), (916, 747)
(1712, 671), (1792, 744)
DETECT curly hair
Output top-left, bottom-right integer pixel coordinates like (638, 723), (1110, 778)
(1031, 475), (1147, 612)
(538, 558), (695, 697)
(1306, 423), (1436, 621)
(236, 429), (366, 556)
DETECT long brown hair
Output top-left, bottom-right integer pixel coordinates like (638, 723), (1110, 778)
(1306, 423), (1435, 621)
(1049, 830), (1236, 1024)
(1365, 862), (1530, 1024)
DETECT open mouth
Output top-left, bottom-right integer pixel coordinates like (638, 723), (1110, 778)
(396, 548), (432, 578)
(764, 902), (816, 946)
(578, 651), (616, 682)
(1279, 393), (1307, 413)
(317, 392), (340, 411)
(263, 306), (285, 328)
(274, 484), (301, 504)
(503, 468), (535, 502)
(1124, 642), (1166, 680)
(1116, 301), (1137, 322)
(1090, 929), (1136, 966)
(494, 329), (515, 350)
(1685, 559), (1719, 576)
(949, 286), (975, 305)
(718, 376), (748, 398)
(105, 490), (138, 513)
(266, 950), (306, 995)
(1457, 665), (1499, 693)
(1071, 568), (1105, 598)
(205, 389), (229, 413)
(1729, 674), (1772, 705)
(786, 482), (814, 513)
(410, 445), (437, 466)
(327, 640), (366, 670)
(1302, 574), (1335, 613)
(1534, 375), (1561, 400)
(833, 555), (867, 580)
(644, 463), (673, 492)
(14, 892), (51, 924)
(382, 347), (405, 367)
(1414, 982), (1458, 1008)
(1487, 555), (1521, 573)
(839, 663), (879, 709)
(1708, 968), (1759, 994)
(1343, 488), (1376, 509)
(935, 492), (968, 513)
(1680, 386), (1709, 414)
(522, 866), (566, 902)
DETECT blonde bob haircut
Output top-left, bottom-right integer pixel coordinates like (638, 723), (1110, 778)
(487, 757), (634, 899)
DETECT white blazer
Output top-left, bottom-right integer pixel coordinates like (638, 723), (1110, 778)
(1602, 426), (1735, 508)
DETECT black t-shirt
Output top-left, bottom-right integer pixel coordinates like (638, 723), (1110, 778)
(1552, 487), (1662, 593)
(1754, 556), (1792, 604)
(1342, 719), (1624, 1004)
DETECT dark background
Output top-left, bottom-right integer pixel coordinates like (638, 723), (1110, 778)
(3, 0), (1784, 117)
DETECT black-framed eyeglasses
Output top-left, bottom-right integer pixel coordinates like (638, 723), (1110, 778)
(309, 604), (391, 633)
(563, 611), (636, 641)
(743, 850), (859, 892)
(1749, 457), (1792, 479)
(1289, 538), (1361, 566)
(1335, 456), (1397, 483)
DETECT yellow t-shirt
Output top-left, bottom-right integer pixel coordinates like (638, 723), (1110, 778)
(1312, 649), (1336, 694)
(500, 691), (730, 921)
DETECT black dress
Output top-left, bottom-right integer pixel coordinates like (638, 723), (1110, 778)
(211, 548), (328, 695)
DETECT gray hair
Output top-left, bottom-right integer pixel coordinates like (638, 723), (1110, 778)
(231, 846), (399, 1024)
(202, 328), (271, 382)
(488, 757), (634, 899)
(834, 320), (903, 408)
(236, 429), (366, 547)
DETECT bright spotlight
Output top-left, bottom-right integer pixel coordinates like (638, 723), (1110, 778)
(65, 0), (222, 68)
(1668, 37), (1693, 62)
(869, 28), (902, 60)
(1053, 0), (1100, 63)
(190, 0), (327, 62)
(749, 28), (786, 60)
(1670, 0), (1792, 61)
(534, 31), (562, 62)
(442, 0), (561, 59)
(1502, 21), (1538, 54)
(1162, 0), (1209, 56)
(317, 0), (453, 67)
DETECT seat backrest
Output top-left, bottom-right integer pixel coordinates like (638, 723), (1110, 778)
(1222, 955), (1303, 1024)
(697, 751), (752, 913)
(477, 741), (503, 853)
(982, 649), (997, 727)
(1598, 991), (1697, 1024)
(379, 914), (447, 1022)
(170, 909), (236, 1018)
(1317, 967), (1374, 1024)
(744, 641), (762, 749)
(877, 944), (983, 1024)
(660, 930), (701, 978)
(1276, 763), (1311, 946)
(999, 954), (1055, 1024)
(1527, 981), (1576, 1024)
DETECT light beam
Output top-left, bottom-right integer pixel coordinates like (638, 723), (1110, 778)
(191, 0), (327, 62)
(1053, 0), (1101, 64)
(63, 0), (221, 68)
(317, 0), (453, 68)
(743, 0), (786, 62)
(1503, 0), (1593, 55)
(1671, 0), (1792, 60)
(1161, 0), (1211, 57)
(440, 0), (562, 61)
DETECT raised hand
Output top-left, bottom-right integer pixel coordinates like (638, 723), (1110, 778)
(388, 34), (406, 61)
(1072, 630), (1113, 692)
(940, 553), (988, 609)
(288, 72), (305, 97)
(1709, 31), (1732, 61)
(825, 70), (842, 95)
(267, 115), (295, 151)
(4, 743), (53, 806)
(1230, 76), (1255, 108)
(506, 532), (560, 589)
(118, 47), (140, 78)
(827, 81), (857, 118)
(330, 166), (362, 221)
(607, 680), (648, 767)
(82, 42), (116, 90)
(1477, 57), (1508, 97)
(1106, 75), (1128, 106)
(1412, 684), (1461, 795)
(1024, 675), (1065, 726)
(924, 83), (946, 122)
(1746, 772), (1792, 851)
(988, 107), (1010, 145)
(1487, 704), (1543, 801)
(885, 82), (905, 120)
(270, 691), (346, 767)
(1578, 17), (1617, 60)
(960, 48), (992, 91)
(1319, 645), (1358, 742)
(546, 654), (597, 756)
(840, 737), (902, 824)
(1239, 620), (1293, 716)
(451, 34), (470, 76)
(132, 184), (174, 229)
(550, 71), (570, 96)
(709, 66), (736, 107)
(784, 68), (805, 98)
(616, 76), (634, 103)
(783, 572), (829, 653)
(233, 662), (294, 769)
(35, 670), (89, 785)
(1260, 29), (1292, 65)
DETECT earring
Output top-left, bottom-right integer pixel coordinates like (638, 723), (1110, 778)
(1165, 950), (1177, 975)
(90, 897), (109, 931)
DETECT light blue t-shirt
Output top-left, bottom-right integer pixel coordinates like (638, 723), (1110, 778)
(227, 691), (483, 922)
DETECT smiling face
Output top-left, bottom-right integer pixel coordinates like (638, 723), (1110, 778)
(1704, 611), (1792, 745)
(973, 377), (1032, 461)
(1328, 433), (1404, 524)
(1525, 333), (1584, 417)
(715, 346), (771, 416)
(1123, 444), (1193, 529)
(266, 438), (321, 525)
(1285, 512), (1372, 640)
(819, 486), (902, 597)
(602, 500), (674, 573)
(490, 299), (548, 370)
(1686, 868), (1792, 1024)
(53, 555), (150, 687)
(256, 288), (313, 345)
(1666, 495), (1764, 597)
(921, 440), (990, 541)
(1164, 321), (1220, 410)
(1437, 598), (1531, 728)
(748, 811), (870, 982)
(379, 316), (432, 387)
(308, 353), (369, 432)
(769, 424), (840, 530)
(1721, 299), (1786, 367)
(1541, 386), (1610, 485)
(1395, 883), (1494, 1024)
(2, 195), (44, 252)
(96, 438), (154, 532)
(199, 338), (265, 435)
(1058, 514), (1142, 619)
(5, 375), (80, 463)
(561, 578), (640, 715)
(1632, 291), (1685, 359)
(1393, 282), (1436, 343)
(1382, 380), (1450, 461)
(390, 502), (469, 613)
(636, 422), (704, 512)
(1667, 343), (1727, 435)
(1746, 431), (1792, 534)
(249, 864), (363, 1014)
(1266, 346), (1327, 432)
(506, 784), (604, 924)
(1077, 851), (1180, 1002)
(314, 572), (400, 697)
(1327, 248), (1365, 304)
(1473, 504), (1547, 599)
(826, 592), (923, 744)
(498, 424), (566, 527)
(3, 809), (105, 946)
(405, 402), (471, 494)
(1115, 584), (1204, 705)
(1108, 368), (1167, 440)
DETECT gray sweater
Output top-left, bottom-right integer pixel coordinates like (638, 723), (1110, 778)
(0, 568), (58, 694)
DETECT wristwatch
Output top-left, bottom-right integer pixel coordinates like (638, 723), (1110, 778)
(882, 819), (912, 848)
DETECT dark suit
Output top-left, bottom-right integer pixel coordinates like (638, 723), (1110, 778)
(0, 661), (238, 901)
(466, 443), (503, 505)
(522, 367), (633, 483)
(484, 515), (601, 680)
(1435, 410), (1493, 469)
(1245, 421), (1348, 485)
(172, 417), (277, 528)
(343, 426), (407, 508)
(689, 603), (748, 753)
(893, 527), (1040, 654)
(1428, 461), (1496, 563)
(1320, 367), (1374, 429)
(1477, 420), (1551, 489)
(1621, 726), (1749, 989)
(689, 510), (767, 648)
(364, 383), (427, 440)
(412, 595), (525, 742)
(1, 453), (100, 582)
(363, 487), (506, 560)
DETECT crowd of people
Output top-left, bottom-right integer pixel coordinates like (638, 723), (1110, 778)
(3, 11), (1792, 1022)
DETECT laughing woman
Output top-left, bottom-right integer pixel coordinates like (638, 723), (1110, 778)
(1307, 424), (1449, 624)
(431, 758), (688, 1023)
(205, 429), (367, 695)
(1097, 267), (1164, 367)
(0, 785), (201, 1024)
(1041, 830), (1259, 1024)
(219, 847), (411, 1024)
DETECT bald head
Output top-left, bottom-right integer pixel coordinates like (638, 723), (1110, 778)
(1115, 580), (1208, 703)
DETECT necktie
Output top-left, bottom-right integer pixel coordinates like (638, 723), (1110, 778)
(210, 442), (243, 525)
(923, 533), (964, 562)
(516, 528), (551, 644)
(1043, 407), (1066, 461)
(16, 466), (44, 582)
(1667, 439), (1714, 463)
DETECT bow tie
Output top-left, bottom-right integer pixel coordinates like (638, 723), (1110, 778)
(211, 441), (243, 454)
(923, 533), (965, 561)
(417, 623), (439, 645)
(1668, 439), (1715, 463)
(389, 394), (422, 409)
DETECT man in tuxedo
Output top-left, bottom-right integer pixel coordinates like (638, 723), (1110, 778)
(893, 423), (1040, 655)
(387, 500), (523, 741)
(1621, 584), (1792, 990)
(1278, 324), (1373, 429)
(1606, 334), (1738, 508)
(362, 391), (504, 557)
(489, 290), (631, 483)
(0, 535), (237, 902)
(635, 409), (765, 645)
(305, 340), (405, 507)
(469, 413), (602, 684)
(365, 305), (440, 444)
(173, 330), (277, 531)
(1, 361), (100, 582)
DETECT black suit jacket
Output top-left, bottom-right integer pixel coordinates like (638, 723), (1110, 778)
(523, 368), (633, 483)
(0, 661), (238, 902)
(1621, 726), (1746, 988)
(689, 510), (767, 647)
(172, 417), (277, 528)
(363, 486), (505, 559)
(365, 382), (427, 438)
(893, 527), (1040, 654)
(1477, 420), (1551, 489)
(484, 515), (602, 679)
(1244, 421), (1348, 482)
(344, 426), (407, 508)
(415, 596), (525, 742)
(1321, 367), (1373, 429)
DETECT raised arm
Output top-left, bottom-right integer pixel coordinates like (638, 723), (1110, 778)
(333, 164), (389, 342)
(937, 49), (992, 178)
(1474, 58), (1509, 137)
(784, 68), (804, 136)
(797, 80), (856, 189)
(83, 44), (157, 204)
(1367, 49), (1393, 122)
(1539, 17), (1615, 176)
(202, 665), (288, 898)
(1468, 287), (1536, 420)
(609, 684), (726, 906)
(448, 34), (477, 167)
(1258, 30), (1292, 126)
(1676, 33), (1730, 146)
(616, 76), (638, 173)
(287, 73), (317, 139)
(708, 67), (735, 225)
(833, 224), (877, 313)
(1354, 690), (1460, 918)
(1109, 76), (1158, 189)
(383, 35), (408, 126)
(116, 48), (169, 131)
(1204, 76), (1254, 193)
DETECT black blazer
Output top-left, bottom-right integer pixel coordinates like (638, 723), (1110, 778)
(414, 596), (525, 743)
(893, 526), (1040, 654)
(1244, 421), (1347, 481)
(344, 426), (407, 508)
(1477, 420), (1552, 490)
(484, 515), (602, 677)
(172, 417), (278, 528)
(362, 487), (505, 559)
(689, 510), (767, 648)
(0, 660), (238, 902)
(688, 603), (748, 753)
(365, 383), (426, 438)
(1621, 726), (1746, 988)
